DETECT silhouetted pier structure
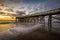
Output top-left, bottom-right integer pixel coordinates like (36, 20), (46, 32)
(16, 8), (60, 32)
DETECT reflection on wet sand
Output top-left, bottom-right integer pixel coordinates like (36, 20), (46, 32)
(0, 23), (16, 32)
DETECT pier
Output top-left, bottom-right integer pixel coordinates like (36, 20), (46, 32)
(16, 8), (60, 32)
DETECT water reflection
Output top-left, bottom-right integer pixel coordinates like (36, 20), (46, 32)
(0, 23), (16, 32)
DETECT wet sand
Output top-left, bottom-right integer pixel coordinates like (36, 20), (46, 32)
(0, 22), (60, 40)
(10, 29), (60, 40)
(10, 23), (60, 40)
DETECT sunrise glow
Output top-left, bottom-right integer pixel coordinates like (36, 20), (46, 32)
(0, 15), (16, 21)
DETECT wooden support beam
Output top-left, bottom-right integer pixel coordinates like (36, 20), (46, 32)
(48, 15), (52, 32)
(52, 17), (60, 20)
(41, 16), (45, 31)
(43, 16), (45, 30)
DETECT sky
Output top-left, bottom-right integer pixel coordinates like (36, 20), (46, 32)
(0, 0), (60, 14)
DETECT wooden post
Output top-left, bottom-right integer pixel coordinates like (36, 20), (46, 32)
(48, 15), (52, 32)
(41, 16), (45, 31)
(43, 16), (45, 31)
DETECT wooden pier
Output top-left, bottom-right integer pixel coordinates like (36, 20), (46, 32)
(16, 8), (60, 32)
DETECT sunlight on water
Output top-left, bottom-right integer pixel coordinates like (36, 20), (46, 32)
(0, 23), (16, 32)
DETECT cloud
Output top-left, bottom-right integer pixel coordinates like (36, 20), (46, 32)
(0, 0), (60, 13)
